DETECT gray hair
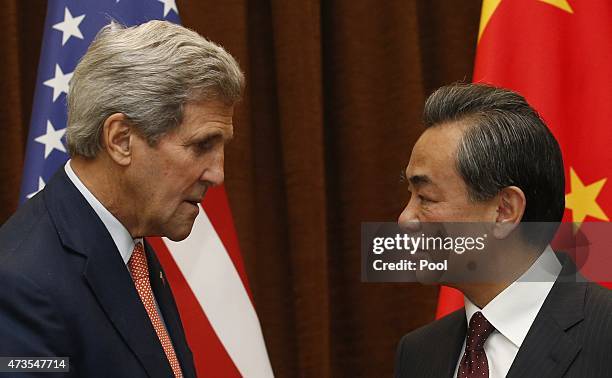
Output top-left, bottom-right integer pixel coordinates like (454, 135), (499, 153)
(66, 20), (244, 157)
(423, 83), (565, 244)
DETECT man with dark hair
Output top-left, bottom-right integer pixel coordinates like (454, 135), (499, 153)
(394, 84), (612, 377)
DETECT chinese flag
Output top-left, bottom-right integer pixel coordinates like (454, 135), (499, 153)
(436, 0), (612, 318)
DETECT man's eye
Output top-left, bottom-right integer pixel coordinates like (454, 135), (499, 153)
(419, 195), (433, 204)
(194, 140), (213, 152)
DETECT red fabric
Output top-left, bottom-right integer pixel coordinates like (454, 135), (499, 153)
(435, 286), (464, 319)
(436, 0), (612, 318)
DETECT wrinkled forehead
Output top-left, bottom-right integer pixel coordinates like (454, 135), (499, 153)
(406, 123), (466, 184)
(176, 101), (235, 132)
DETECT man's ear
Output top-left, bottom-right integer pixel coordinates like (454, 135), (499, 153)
(492, 186), (526, 239)
(102, 113), (132, 166)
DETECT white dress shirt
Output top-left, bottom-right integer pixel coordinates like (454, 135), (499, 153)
(453, 245), (562, 378)
(64, 160), (168, 326)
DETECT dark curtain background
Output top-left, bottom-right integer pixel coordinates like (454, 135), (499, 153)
(0, 1), (480, 376)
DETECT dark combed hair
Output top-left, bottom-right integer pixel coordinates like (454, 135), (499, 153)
(423, 83), (565, 244)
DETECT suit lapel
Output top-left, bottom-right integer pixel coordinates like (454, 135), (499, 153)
(145, 240), (196, 378)
(442, 311), (468, 377)
(425, 310), (467, 377)
(44, 168), (174, 378)
(507, 257), (585, 378)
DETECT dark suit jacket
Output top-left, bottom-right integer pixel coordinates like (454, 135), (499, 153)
(395, 257), (612, 378)
(0, 168), (196, 377)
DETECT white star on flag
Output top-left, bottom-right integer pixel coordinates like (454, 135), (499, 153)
(43, 64), (73, 102)
(52, 7), (85, 45)
(158, 0), (178, 17)
(34, 120), (67, 158)
(27, 177), (46, 199)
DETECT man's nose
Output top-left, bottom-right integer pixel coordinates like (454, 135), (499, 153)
(398, 201), (421, 232)
(201, 149), (225, 186)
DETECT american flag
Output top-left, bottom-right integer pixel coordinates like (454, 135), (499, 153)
(19, 1), (273, 376)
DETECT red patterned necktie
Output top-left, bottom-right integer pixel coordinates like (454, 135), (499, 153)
(129, 242), (183, 378)
(458, 311), (496, 378)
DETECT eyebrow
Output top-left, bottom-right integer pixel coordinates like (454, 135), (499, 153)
(189, 130), (233, 144)
(408, 174), (434, 187)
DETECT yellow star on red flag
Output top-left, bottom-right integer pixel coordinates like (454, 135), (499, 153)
(479, 0), (574, 41)
(538, 0), (573, 14)
(565, 168), (609, 228)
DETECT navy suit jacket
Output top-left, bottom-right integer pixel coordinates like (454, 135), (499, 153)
(395, 256), (612, 378)
(0, 168), (197, 377)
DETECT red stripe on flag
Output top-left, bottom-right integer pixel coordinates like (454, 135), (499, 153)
(201, 185), (253, 301)
(147, 236), (241, 377)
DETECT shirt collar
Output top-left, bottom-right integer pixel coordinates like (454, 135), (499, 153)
(464, 245), (562, 348)
(65, 160), (140, 265)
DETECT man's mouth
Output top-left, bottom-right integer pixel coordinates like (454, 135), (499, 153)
(185, 188), (208, 208)
(185, 199), (201, 207)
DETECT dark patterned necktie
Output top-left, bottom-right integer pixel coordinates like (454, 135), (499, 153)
(458, 311), (496, 378)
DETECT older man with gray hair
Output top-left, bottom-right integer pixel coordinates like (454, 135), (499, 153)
(0, 20), (243, 377)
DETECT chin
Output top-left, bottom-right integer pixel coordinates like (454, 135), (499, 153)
(164, 225), (194, 241)
(165, 234), (188, 242)
(166, 229), (191, 241)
